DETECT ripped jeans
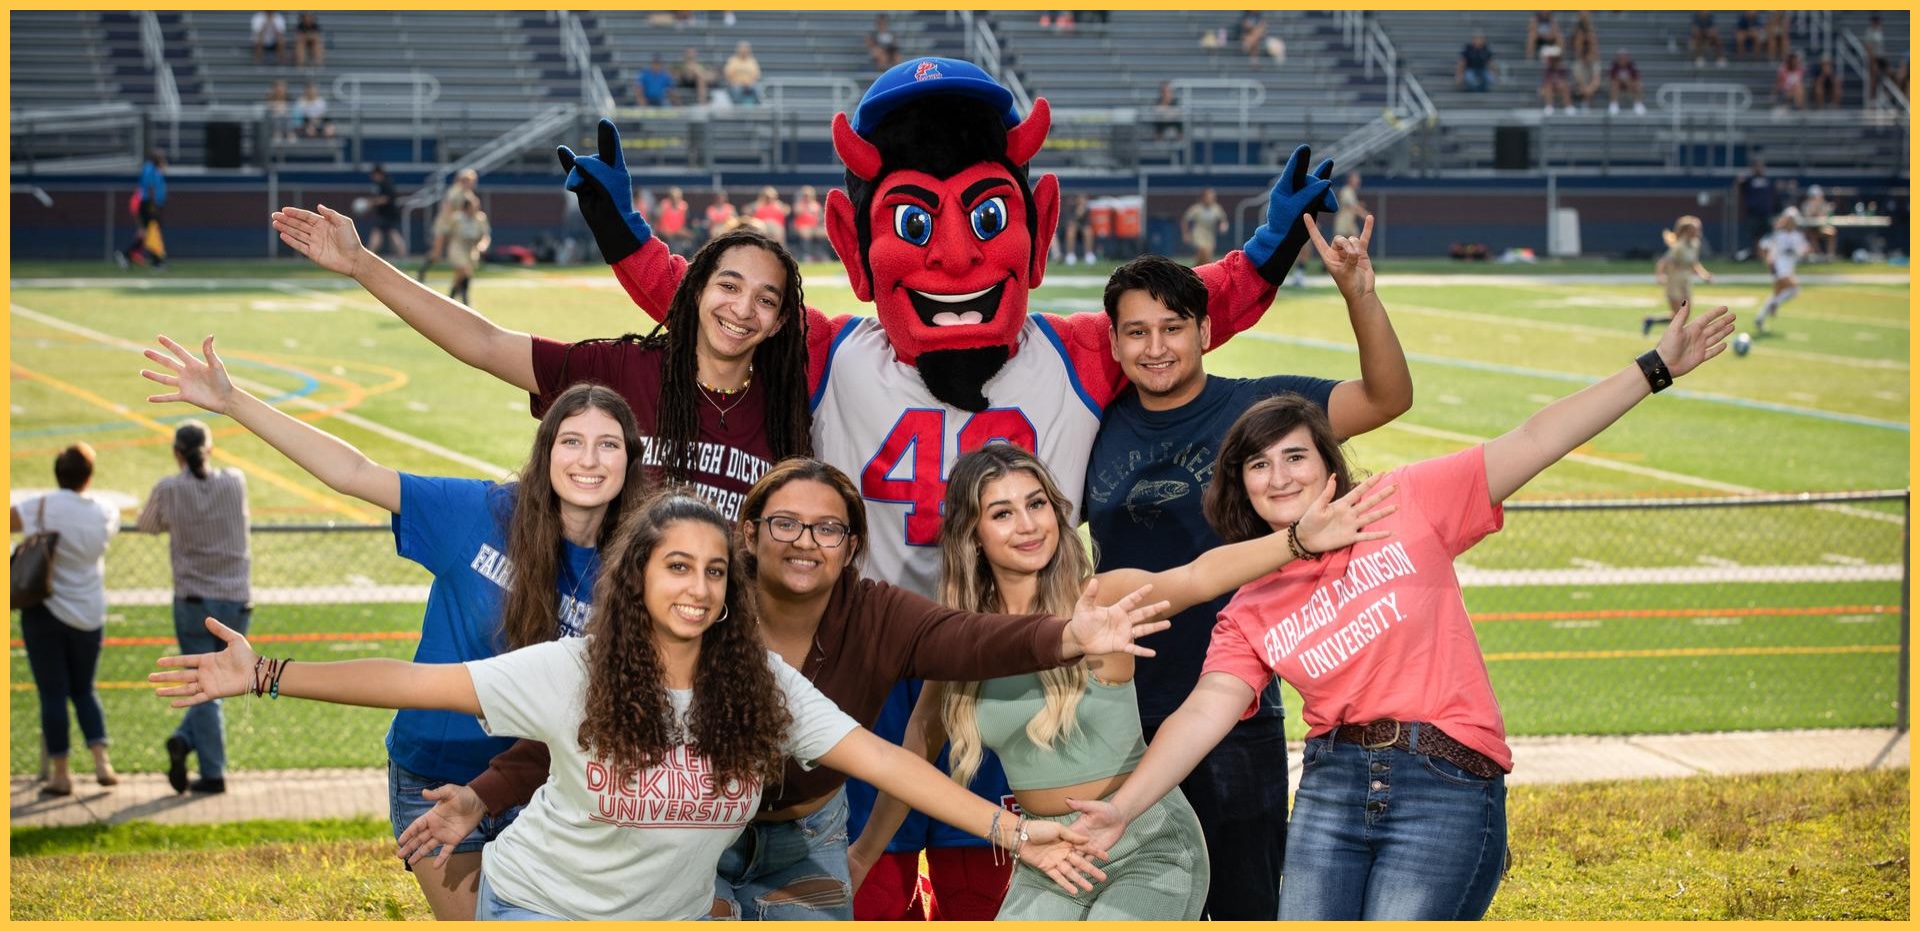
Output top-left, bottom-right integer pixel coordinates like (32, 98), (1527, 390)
(712, 786), (854, 920)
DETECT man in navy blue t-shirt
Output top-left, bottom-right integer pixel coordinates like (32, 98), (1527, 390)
(1083, 244), (1410, 919)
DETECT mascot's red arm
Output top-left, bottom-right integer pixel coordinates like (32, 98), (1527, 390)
(612, 239), (844, 397)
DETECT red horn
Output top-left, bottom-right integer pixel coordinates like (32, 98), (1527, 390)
(1004, 97), (1051, 166)
(832, 112), (883, 181)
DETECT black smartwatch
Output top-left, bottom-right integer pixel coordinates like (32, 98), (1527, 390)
(1635, 350), (1672, 393)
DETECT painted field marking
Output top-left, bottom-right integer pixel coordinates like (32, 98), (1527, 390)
(1459, 564), (1903, 586)
(1695, 555), (1741, 568)
(1689, 617), (1743, 626)
(10, 362), (379, 522)
(1483, 643), (1898, 662)
(1471, 604), (1898, 622)
(10, 302), (510, 478)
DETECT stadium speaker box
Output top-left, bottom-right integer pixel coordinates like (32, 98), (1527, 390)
(205, 122), (244, 169)
(1494, 126), (1532, 170)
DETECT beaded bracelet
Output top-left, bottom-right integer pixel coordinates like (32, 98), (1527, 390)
(269, 658), (294, 699)
(1287, 520), (1321, 561)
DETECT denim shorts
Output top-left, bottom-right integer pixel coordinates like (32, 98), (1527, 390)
(387, 759), (522, 860)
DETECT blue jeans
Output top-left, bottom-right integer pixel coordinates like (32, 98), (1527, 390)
(1144, 708), (1289, 919)
(387, 760), (523, 856)
(20, 604), (107, 758)
(714, 787), (853, 920)
(475, 870), (566, 921)
(1463, 66), (1492, 92)
(1279, 728), (1507, 920)
(172, 597), (251, 779)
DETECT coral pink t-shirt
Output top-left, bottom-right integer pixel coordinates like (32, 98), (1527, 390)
(1200, 446), (1513, 772)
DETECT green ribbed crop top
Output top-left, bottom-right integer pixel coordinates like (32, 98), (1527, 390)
(972, 672), (1148, 791)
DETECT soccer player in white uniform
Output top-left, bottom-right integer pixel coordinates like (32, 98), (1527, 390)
(1755, 212), (1809, 334)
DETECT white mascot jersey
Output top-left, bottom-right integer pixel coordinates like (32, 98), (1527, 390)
(811, 314), (1102, 597)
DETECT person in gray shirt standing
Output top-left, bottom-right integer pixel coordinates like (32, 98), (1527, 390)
(138, 421), (252, 795)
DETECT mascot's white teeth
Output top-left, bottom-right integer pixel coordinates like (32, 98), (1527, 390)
(912, 286), (996, 303)
(931, 311), (986, 326)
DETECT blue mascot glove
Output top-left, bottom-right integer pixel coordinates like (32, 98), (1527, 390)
(556, 119), (652, 265)
(1242, 144), (1338, 284)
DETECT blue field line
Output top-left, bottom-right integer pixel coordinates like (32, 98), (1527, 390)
(10, 355), (322, 439)
(1236, 331), (1910, 433)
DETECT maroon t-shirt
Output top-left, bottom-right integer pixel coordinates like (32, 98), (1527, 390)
(530, 336), (774, 520)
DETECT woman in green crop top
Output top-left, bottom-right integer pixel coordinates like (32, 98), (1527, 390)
(860, 443), (1397, 919)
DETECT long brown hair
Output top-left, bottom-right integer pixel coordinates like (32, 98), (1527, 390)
(498, 384), (649, 651)
(934, 444), (1092, 787)
(1204, 394), (1356, 545)
(736, 456), (867, 579)
(568, 229), (812, 486)
(577, 491), (791, 786)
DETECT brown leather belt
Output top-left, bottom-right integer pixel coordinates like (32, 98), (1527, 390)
(1330, 720), (1504, 780)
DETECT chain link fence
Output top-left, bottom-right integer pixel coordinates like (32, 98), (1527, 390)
(11, 492), (1910, 785)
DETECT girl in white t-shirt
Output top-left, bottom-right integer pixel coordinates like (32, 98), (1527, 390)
(1066, 289), (1735, 918)
(1755, 213), (1810, 334)
(155, 492), (1127, 920)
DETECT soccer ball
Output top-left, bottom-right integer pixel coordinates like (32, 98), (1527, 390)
(1733, 332), (1752, 357)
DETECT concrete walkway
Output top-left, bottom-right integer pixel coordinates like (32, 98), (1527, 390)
(11, 728), (1908, 830)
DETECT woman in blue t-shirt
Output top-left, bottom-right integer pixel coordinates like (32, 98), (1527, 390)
(141, 334), (647, 919)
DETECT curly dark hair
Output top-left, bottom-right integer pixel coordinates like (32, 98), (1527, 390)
(577, 490), (792, 787)
(560, 228), (812, 487)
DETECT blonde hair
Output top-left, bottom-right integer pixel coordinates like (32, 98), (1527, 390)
(935, 445), (1092, 788)
(1661, 215), (1702, 249)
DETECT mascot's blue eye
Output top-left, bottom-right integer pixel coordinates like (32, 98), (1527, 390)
(893, 204), (933, 246)
(969, 197), (1008, 241)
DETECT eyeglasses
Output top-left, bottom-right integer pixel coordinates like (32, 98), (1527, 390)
(755, 516), (851, 548)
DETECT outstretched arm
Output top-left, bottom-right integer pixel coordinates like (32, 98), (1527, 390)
(152, 617), (478, 714)
(1483, 302), (1734, 504)
(1305, 215), (1414, 438)
(1201, 144), (1342, 346)
(821, 725), (1109, 894)
(272, 204), (536, 392)
(1095, 472), (1398, 617)
(142, 335), (401, 513)
(847, 683), (949, 892)
(1065, 672), (1252, 853)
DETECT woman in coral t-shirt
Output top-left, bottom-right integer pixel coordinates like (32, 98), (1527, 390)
(1066, 228), (1734, 920)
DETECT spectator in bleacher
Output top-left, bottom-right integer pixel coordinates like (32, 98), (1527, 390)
(118, 149), (167, 270)
(867, 14), (900, 70)
(293, 13), (323, 68)
(1800, 184), (1837, 261)
(1569, 37), (1602, 112)
(1457, 31), (1495, 92)
(297, 81), (334, 138)
(1890, 57), (1909, 99)
(749, 186), (790, 245)
(675, 46), (713, 106)
(367, 164), (406, 259)
(445, 194), (491, 307)
(1774, 51), (1808, 111)
(724, 41), (762, 106)
(1061, 193), (1097, 266)
(1524, 11), (1563, 64)
(789, 185), (824, 262)
(140, 421), (252, 797)
(1734, 155), (1776, 260)
(1540, 47), (1574, 115)
(1864, 14), (1888, 101)
(14, 443), (120, 798)
(1690, 11), (1727, 68)
(704, 189), (738, 244)
(1180, 188), (1228, 265)
(1763, 11), (1790, 63)
(1607, 48), (1646, 115)
(251, 11), (288, 65)
(1150, 80), (1184, 140)
(1732, 11), (1762, 58)
(264, 79), (295, 142)
(636, 55), (674, 107)
(1569, 12), (1598, 61)
(1237, 12), (1268, 66)
(1810, 55), (1842, 109)
(654, 186), (692, 256)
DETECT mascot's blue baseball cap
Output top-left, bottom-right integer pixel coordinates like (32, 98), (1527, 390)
(851, 57), (1019, 136)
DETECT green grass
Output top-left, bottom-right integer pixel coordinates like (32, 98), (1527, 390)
(7, 768), (1905, 920)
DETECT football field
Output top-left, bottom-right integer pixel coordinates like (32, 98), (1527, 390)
(8, 257), (1910, 773)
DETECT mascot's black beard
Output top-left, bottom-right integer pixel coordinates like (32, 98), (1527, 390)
(916, 346), (1013, 413)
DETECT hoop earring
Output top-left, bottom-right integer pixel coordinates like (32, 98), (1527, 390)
(716, 604), (730, 624)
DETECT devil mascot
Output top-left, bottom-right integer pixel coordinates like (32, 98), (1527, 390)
(558, 57), (1336, 919)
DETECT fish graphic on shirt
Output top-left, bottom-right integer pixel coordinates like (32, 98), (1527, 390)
(1123, 480), (1191, 527)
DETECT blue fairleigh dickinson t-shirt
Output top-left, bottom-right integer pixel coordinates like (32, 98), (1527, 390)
(1084, 373), (1338, 724)
(386, 474), (601, 783)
